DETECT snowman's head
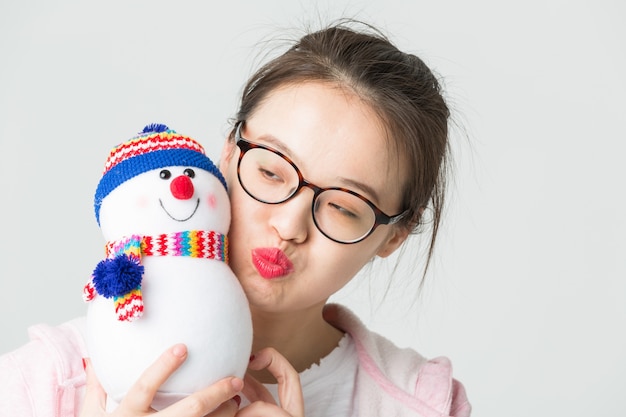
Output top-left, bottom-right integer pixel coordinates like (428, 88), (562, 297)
(94, 124), (229, 240)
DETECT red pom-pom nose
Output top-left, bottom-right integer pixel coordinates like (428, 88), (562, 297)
(170, 175), (194, 200)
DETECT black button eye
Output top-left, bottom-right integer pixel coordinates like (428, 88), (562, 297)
(183, 168), (195, 179)
(160, 170), (172, 180)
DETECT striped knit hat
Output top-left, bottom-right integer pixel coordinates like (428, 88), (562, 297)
(94, 124), (226, 224)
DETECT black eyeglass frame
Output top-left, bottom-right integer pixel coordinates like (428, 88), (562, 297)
(234, 122), (407, 244)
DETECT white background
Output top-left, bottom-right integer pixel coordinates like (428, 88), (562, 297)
(1, 1), (624, 416)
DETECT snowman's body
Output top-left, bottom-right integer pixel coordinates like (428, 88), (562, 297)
(86, 160), (252, 410)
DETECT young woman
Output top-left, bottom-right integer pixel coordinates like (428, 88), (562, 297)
(0, 20), (470, 417)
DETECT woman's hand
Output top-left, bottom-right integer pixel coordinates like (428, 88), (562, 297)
(236, 348), (304, 417)
(81, 344), (244, 417)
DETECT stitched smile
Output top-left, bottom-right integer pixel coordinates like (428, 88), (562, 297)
(159, 198), (200, 222)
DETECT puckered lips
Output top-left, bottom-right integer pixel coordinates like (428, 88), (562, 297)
(251, 247), (294, 279)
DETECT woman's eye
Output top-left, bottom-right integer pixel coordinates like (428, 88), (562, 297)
(259, 167), (282, 182)
(160, 169), (172, 180)
(183, 168), (195, 178)
(328, 202), (359, 219)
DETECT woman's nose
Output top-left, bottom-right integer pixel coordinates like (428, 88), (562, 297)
(269, 188), (313, 243)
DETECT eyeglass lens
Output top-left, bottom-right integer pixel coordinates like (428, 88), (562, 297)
(238, 146), (377, 243)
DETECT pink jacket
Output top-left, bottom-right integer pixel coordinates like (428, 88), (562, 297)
(0, 305), (470, 417)
(323, 304), (471, 417)
(0, 318), (88, 417)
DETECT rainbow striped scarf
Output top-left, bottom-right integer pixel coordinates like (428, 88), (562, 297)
(84, 230), (228, 322)
(105, 230), (228, 262)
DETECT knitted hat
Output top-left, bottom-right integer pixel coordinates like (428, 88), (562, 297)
(94, 124), (226, 224)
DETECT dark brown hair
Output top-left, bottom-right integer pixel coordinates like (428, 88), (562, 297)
(232, 19), (451, 278)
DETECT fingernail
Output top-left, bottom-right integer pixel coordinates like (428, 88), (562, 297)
(249, 354), (256, 362)
(231, 377), (244, 392)
(82, 358), (87, 370)
(232, 395), (241, 407)
(172, 344), (187, 358)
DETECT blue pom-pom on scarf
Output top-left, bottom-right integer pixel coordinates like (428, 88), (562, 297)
(92, 255), (144, 298)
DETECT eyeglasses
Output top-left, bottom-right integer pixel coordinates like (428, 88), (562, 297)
(234, 122), (407, 244)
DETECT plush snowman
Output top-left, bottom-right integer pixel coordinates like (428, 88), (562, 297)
(83, 124), (252, 410)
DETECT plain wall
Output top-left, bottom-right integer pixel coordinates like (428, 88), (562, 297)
(1, 1), (624, 416)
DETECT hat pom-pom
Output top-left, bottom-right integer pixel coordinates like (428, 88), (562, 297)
(92, 255), (144, 298)
(142, 123), (169, 134)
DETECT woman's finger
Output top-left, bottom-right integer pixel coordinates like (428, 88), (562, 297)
(204, 394), (241, 417)
(241, 372), (276, 405)
(161, 376), (244, 417)
(236, 401), (293, 417)
(120, 343), (189, 412)
(247, 348), (304, 417)
(79, 357), (107, 416)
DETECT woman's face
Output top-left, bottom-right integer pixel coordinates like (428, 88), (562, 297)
(219, 82), (409, 315)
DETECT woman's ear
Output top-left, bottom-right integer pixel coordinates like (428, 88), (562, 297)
(376, 226), (410, 258)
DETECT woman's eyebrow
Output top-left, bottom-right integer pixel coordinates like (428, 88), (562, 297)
(337, 177), (381, 205)
(245, 128), (303, 168)
(241, 124), (294, 156)
(254, 133), (294, 156)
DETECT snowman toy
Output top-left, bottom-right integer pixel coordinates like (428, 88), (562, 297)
(83, 124), (252, 410)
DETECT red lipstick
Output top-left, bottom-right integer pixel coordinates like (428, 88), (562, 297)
(251, 248), (294, 279)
